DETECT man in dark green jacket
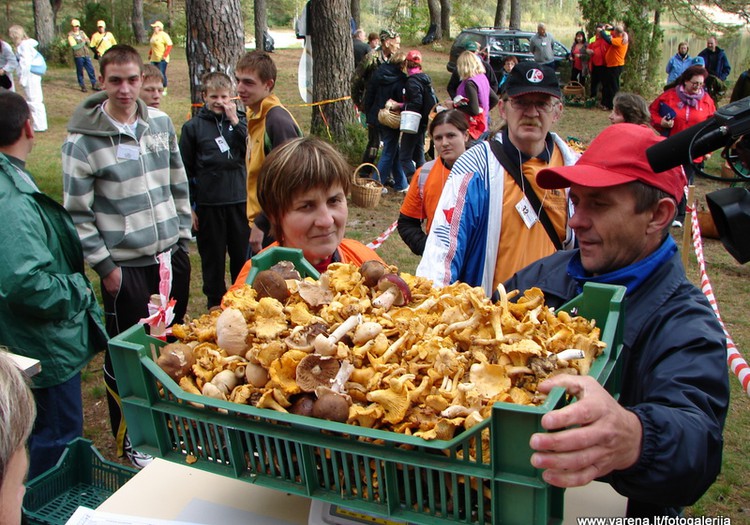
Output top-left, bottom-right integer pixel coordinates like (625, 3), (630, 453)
(0, 91), (107, 479)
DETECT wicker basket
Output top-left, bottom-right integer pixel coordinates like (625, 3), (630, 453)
(562, 81), (585, 97)
(350, 163), (383, 208)
(377, 108), (401, 129)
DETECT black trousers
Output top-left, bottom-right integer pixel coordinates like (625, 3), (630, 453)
(601, 65), (623, 110)
(590, 65), (605, 101)
(101, 246), (191, 455)
(196, 203), (250, 308)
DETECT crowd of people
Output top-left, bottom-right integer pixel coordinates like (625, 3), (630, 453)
(0, 16), (743, 524)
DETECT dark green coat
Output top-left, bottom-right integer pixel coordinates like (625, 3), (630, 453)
(0, 153), (107, 389)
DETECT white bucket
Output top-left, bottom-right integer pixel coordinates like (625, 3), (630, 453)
(400, 110), (421, 134)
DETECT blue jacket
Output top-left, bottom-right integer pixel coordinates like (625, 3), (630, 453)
(505, 247), (729, 518)
(665, 52), (694, 84)
(363, 61), (406, 125)
(698, 47), (731, 81)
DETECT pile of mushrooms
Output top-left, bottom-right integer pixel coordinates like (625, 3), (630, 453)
(168, 260), (605, 442)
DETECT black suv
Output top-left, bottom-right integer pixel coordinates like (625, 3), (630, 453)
(447, 27), (570, 80)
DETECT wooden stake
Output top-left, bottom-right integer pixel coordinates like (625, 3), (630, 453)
(681, 185), (695, 268)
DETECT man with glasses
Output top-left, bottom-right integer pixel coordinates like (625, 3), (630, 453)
(417, 62), (578, 297)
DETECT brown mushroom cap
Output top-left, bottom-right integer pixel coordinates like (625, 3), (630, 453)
(295, 354), (341, 392)
(289, 394), (316, 416)
(270, 260), (301, 280)
(253, 270), (290, 302)
(360, 260), (388, 287)
(374, 273), (412, 307)
(157, 342), (195, 382)
(312, 392), (350, 422)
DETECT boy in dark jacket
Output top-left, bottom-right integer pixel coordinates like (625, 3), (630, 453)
(179, 72), (249, 308)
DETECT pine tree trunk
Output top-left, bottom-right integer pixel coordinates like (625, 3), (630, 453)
(427, 0), (442, 40)
(132, 0), (147, 44)
(351, 0), (360, 27)
(32, 0), (55, 53)
(494, 0), (508, 28)
(185, 0), (245, 115)
(509, 0), (521, 30)
(440, 0), (451, 39)
(309, 0), (356, 140)
(254, 0), (267, 52)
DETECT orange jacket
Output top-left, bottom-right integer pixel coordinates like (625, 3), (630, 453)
(604, 33), (628, 67)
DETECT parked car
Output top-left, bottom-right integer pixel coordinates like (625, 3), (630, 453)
(447, 27), (570, 81)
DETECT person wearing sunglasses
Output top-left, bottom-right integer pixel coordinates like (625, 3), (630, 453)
(417, 62), (578, 298)
(649, 64), (716, 227)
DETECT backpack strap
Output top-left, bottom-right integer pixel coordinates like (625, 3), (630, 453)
(488, 139), (563, 250)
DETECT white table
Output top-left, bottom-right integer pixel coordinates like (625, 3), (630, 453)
(98, 458), (626, 524)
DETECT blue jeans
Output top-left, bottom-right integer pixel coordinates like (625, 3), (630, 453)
(27, 373), (83, 479)
(399, 129), (426, 182)
(152, 60), (169, 87)
(377, 125), (407, 191)
(75, 56), (97, 88)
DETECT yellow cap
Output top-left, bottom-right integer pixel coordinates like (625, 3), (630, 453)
(150, 21), (164, 29)
(97, 20), (106, 27)
(71, 19), (80, 27)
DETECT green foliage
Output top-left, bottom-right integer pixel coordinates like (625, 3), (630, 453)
(47, 37), (74, 67)
(394, 2), (432, 42)
(453, 1), (489, 30)
(331, 122), (368, 166)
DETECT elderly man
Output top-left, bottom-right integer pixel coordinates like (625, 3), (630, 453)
(417, 62), (578, 297)
(529, 23), (555, 67)
(505, 123), (729, 519)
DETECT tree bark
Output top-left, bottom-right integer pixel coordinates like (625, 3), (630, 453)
(254, 0), (267, 52)
(439, 0), (451, 39)
(427, 0), (442, 40)
(351, 0), (360, 28)
(132, 0), (147, 44)
(32, 0), (55, 53)
(309, 0), (356, 140)
(509, 0), (521, 30)
(185, 0), (245, 116)
(494, 0), (507, 28)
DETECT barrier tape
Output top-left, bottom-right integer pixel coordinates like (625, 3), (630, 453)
(367, 220), (398, 250)
(288, 95), (351, 108)
(689, 204), (750, 397)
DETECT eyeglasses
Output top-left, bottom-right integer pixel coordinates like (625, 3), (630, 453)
(686, 80), (704, 87)
(507, 98), (558, 113)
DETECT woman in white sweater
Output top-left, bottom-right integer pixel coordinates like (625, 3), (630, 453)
(9, 25), (47, 131)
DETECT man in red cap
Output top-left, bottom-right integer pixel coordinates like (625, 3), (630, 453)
(418, 62), (578, 297)
(505, 123), (729, 519)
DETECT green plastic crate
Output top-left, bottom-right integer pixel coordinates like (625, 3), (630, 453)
(23, 438), (137, 525)
(108, 282), (624, 525)
(244, 247), (320, 285)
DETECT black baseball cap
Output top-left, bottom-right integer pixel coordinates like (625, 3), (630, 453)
(504, 62), (561, 99)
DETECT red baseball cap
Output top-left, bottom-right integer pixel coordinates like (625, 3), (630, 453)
(405, 50), (422, 64)
(537, 123), (686, 202)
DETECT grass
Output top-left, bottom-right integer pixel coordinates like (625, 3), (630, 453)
(21, 41), (750, 523)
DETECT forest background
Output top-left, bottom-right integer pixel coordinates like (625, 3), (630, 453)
(2, 0), (750, 522)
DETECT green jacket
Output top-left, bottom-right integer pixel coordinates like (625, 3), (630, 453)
(0, 153), (107, 389)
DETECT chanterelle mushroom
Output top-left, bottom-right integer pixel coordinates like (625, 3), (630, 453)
(372, 274), (412, 310)
(296, 354), (340, 392)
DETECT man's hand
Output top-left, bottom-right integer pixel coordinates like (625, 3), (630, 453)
(102, 267), (122, 296)
(249, 224), (264, 254)
(529, 375), (642, 488)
